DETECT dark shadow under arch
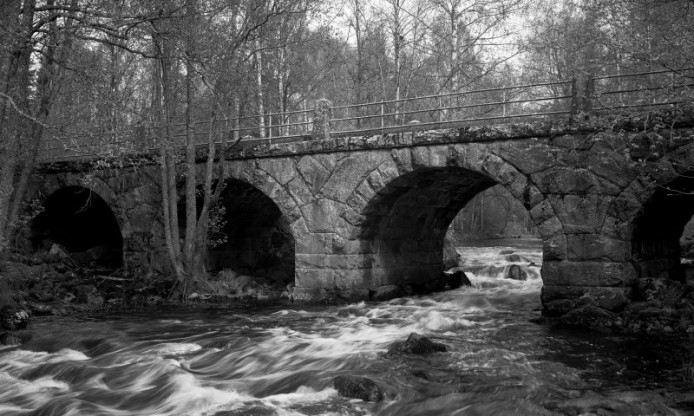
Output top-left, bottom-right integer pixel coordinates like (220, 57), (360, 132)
(359, 166), (498, 285)
(632, 173), (694, 280)
(187, 179), (295, 285)
(31, 186), (123, 268)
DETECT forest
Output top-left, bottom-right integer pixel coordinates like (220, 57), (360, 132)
(1, 0), (693, 294)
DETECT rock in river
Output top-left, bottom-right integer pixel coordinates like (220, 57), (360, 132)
(387, 333), (447, 356)
(333, 375), (384, 402)
(504, 264), (528, 281)
(445, 270), (471, 289)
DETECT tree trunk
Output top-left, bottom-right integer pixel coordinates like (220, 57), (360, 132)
(0, 0), (36, 248)
(7, 0), (78, 239)
(153, 23), (183, 280)
(254, 38), (266, 138)
(182, 0), (199, 288)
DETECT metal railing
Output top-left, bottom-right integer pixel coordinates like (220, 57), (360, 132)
(38, 67), (694, 162)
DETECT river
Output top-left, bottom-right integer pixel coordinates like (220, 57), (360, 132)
(1, 242), (693, 415)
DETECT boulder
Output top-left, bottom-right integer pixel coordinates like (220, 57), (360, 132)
(446, 270), (471, 289)
(0, 332), (23, 346)
(387, 333), (447, 356)
(333, 375), (384, 402)
(560, 303), (618, 328)
(424, 276), (447, 293)
(504, 264), (528, 281)
(47, 244), (70, 262)
(443, 239), (460, 270)
(543, 299), (575, 317)
(636, 278), (687, 305)
(0, 306), (29, 330)
(370, 285), (404, 301)
(505, 254), (530, 263)
(72, 284), (104, 307)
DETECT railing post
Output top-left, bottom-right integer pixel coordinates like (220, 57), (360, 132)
(570, 75), (594, 116)
(312, 98), (332, 140)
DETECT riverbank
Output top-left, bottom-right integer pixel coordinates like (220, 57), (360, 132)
(0, 250), (300, 342)
(4, 246), (694, 345)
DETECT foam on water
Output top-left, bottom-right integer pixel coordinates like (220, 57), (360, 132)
(2, 242), (690, 415)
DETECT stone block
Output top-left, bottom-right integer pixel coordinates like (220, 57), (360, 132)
(378, 161), (401, 185)
(325, 254), (375, 270)
(333, 269), (371, 290)
(566, 234), (628, 262)
(367, 169), (386, 192)
(529, 199), (555, 224)
(297, 155), (331, 195)
(295, 268), (334, 289)
(287, 176), (314, 206)
(322, 155), (376, 202)
(537, 216), (563, 239)
(340, 207), (366, 227)
(541, 285), (631, 311)
(428, 145), (449, 167)
(355, 180), (377, 203)
(411, 146), (430, 168)
(481, 154), (519, 185)
(507, 174), (529, 201)
(584, 142), (637, 188)
(643, 158), (679, 184)
(370, 285), (405, 301)
(332, 235), (371, 255)
(551, 134), (592, 150)
(608, 192), (644, 222)
(301, 199), (339, 232)
(543, 299), (575, 316)
(549, 194), (611, 234)
(257, 158), (296, 185)
(295, 234), (333, 255)
(601, 215), (632, 240)
(497, 142), (559, 174)
(543, 234), (567, 261)
(531, 167), (620, 195)
(391, 148), (412, 173)
(541, 261), (637, 287)
(346, 191), (368, 211)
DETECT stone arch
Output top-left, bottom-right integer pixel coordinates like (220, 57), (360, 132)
(228, 159), (303, 228)
(206, 175), (297, 286)
(30, 185), (124, 268)
(613, 142), (694, 281)
(27, 173), (127, 236)
(347, 143), (549, 289)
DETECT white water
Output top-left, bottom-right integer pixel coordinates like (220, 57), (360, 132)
(1, 243), (692, 415)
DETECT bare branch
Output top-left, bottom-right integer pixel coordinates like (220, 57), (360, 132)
(0, 92), (50, 129)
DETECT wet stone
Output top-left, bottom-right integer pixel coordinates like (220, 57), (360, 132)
(445, 270), (471, 289)
(504, 264), (528, 281)
(370, 285), (404, 301)
(0, 306), (29, 331)
(333, 375), (384, 402)
(387, 333), (447, 356)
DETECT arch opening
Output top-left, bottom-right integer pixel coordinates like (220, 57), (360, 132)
(180, 179), (295, 286)
(30, 186), (123, 268)
(632, 173), (694, 282)
(359, 166), (539, 289)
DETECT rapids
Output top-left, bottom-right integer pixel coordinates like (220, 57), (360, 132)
(1, 242), (693, 415)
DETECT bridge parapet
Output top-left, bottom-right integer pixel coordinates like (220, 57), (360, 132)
(38, 68), (694, 163)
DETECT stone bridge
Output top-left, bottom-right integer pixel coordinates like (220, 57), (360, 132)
(25, 110), (694, 314)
